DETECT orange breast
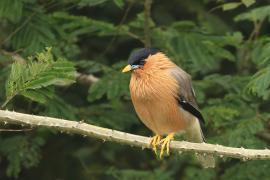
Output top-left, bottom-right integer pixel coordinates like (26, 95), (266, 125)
(130, 68), (188, 135)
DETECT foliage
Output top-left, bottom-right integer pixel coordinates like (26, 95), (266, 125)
(0, 136), (44, 178)
(4, 47), (75, 107)
(0, 0), (270, 179)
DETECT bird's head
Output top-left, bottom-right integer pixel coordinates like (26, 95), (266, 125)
(122, 48), (160, 73)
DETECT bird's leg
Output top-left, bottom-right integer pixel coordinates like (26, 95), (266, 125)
(150, 135), (162, 155)
(158, 133), (174, 158)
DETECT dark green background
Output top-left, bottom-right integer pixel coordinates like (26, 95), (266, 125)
(0, 0), (270, 179)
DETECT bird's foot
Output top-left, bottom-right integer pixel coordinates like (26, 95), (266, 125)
(158, 133), (174, 159)
(150, 135), (162, 155)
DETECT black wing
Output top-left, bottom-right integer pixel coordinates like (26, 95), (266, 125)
(177, 96), (205, 127)
(170, 67), (205, 127)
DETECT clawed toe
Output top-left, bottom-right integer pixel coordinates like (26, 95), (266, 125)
(149, 133), (174, 159)
(150, 135), (161, 155)
(158, 133), (174, 159)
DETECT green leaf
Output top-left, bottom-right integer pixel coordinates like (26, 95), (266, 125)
(128, 12), (155, 29)
(184, 167), (216, 180)
(153, 24), (240, 74)
(21, 89), (49, 104)
(251, 38), (270, 67)
(241, 0), (256, 7)
(43, 95), (78, 120)
(107, 167), (173, 180)
(10, 7), (56, 55)
(203, 106), (239, 128)
(171, 21), (197, 31)
(246, 65), (270, 99)
(222, 3), (242, 11)
(78, 0), (109, 7)
(114, 0), (124, 8)
(234, 5), (270, 22)
(212, 117), (265, 147)
(167, 32), (219, 73)
(88, 68), (129, 102)
(222, 161), (270, 180)
(0, 0), (23, 22)
(4, 48), (76, 106)
(0, 136), (44, 178)
(52, 12), (129, 37)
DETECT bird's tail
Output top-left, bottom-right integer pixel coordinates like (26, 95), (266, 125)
(185, 118), (215, 168)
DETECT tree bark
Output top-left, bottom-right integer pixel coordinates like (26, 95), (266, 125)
(0, 110), (269, 161)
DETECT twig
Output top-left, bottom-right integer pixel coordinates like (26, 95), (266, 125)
(0, 12), (36, 48)
(0, 110), (270, 160)
(1, 96), (13, 109)
(103, 1), (135, 54)
(248, 19), (265, 42)
(126, 32), (145, 44)
(75, 72), (99, 85)
(144, 0), (153, 48)
(0, 128), (33, 132)
(0, 49), (26, 63)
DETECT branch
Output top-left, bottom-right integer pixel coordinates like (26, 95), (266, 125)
(0, 110), (270, 160)
(144, 0), (153, 48)
(103, 1), (135, 54)
(75, 72), (99, 85)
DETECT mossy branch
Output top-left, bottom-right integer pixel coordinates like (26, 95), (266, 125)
(0, 110), (270, 161)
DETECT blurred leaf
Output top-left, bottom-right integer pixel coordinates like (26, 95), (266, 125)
(222, 3), (242, 11)
(88, 69), (129, 102)
(10, 6), (56, 55)
(114, 0), (124, 8)
(246, 65), (270, 99)
(0, 0), (23, 22)
(76, 60), (110, 74)
(221, 161), (270, 180)
(52, 12), (129, 37)
(251, 38), (270, 67)
(78, 0), (109, 7)
(82, 101), (138, 130)
(0, 136), (44, 177)
(234, 5), (270, 22)
(241, 0), (256, 7)
(184, 167), (216, 180)
(203, 106), (239, 128)
(213, 117), (265, 147)
(129, 12), (155, 29)
(107, 167), (173, 180)
(154, 24), (239, 74)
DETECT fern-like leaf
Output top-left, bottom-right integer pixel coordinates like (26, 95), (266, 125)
(246, 65), (270, 99)
(4, 47), (75, 107)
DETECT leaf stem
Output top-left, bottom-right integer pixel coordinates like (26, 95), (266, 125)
(1, 96), (14, 109)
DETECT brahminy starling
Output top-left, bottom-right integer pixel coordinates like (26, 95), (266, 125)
(122, 48), (215, 168)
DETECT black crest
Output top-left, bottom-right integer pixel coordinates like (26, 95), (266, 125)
(128, 48), (159, 65)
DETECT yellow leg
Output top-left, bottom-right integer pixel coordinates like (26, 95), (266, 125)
(158, 133), (174, 159)
(150, 135), (162, 155)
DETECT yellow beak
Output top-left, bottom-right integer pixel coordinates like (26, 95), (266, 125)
(122, 65), (132, 73)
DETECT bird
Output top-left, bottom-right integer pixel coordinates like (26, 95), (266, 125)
(122, 48), (215, 168)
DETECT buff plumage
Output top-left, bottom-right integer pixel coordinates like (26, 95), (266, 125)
(122, 48), (215, 168)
